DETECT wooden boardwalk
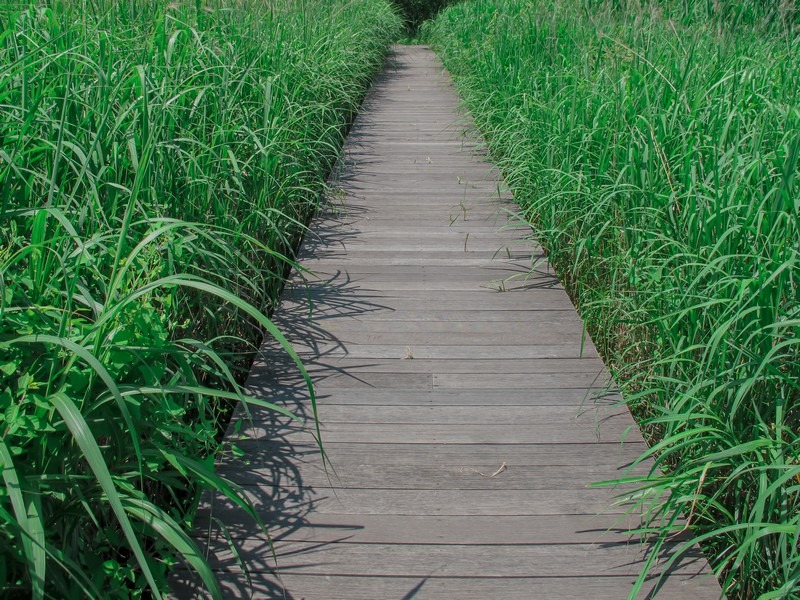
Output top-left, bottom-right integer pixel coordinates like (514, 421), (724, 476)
(173, 46), (721, 599)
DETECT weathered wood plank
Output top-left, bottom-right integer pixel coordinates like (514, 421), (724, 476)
(274, 314), (590, 334)
(236, 421), (635, 445)
(295, 257), (552, 268)
(173, 572), (719, 600)
(250, 356), (610, 375)
(276, 330), (594, 348)
(224, 441), (647, 467)
(241, 388), (622, 407)
(277, 309), (581, 322)
(267, 513), (650, 544)
(198, 487), (641, 518)
(221, 462), (650, 492)
(187, 509), (657, 547)
(279, 276), (557, 294)
(281, 278), (561, 293)
(260, 574), (720, 600)
(285, 344), (598, 360)
(235, 402), (634, 429)
(246, 369), (614, 390)
(194, 540), (711, 580)
(301, 241), (535, 253)
(270, 404), (634, 425)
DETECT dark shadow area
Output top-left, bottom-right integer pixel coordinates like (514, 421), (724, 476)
(400, 576), (430, 599)
(169, 201), (389, 599)
(589, 538), (719, 591)
(388, 0), (458, 35)
(641, 544), (719, 598)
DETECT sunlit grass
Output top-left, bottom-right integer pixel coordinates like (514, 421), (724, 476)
(0, 0), (400, 596)
(426, 1), (800, 597)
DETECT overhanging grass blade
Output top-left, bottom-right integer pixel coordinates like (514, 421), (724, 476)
(123, 497), (222, 600)
(48, 391), (161, 598)
(0, 438), (45, 600)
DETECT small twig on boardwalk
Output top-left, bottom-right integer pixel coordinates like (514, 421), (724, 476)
(460, 462), (507, 478)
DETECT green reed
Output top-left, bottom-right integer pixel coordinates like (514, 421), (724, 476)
(426, 1), (799, 597)
(0, 0), (400, 597)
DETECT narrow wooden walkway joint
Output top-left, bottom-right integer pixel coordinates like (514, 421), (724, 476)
(173, 46), (721, 599)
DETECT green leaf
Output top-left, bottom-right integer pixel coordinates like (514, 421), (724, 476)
(8, 334), (143, 469)
(123, 497), (222, 600)
(48, 392), (161, 599)
(0, 438), (45, 600)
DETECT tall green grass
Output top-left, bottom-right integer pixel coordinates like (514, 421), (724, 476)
(0, 0), (400, 596)
(426, 1), (799, 597)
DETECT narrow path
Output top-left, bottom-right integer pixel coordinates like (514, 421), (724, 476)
(174, 46), (720, 599)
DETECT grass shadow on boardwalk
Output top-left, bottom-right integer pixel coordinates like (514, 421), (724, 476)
(171, 202), (396, 599)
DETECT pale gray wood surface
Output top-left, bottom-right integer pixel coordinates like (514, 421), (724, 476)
(204, 574), (715, 600)
(171, 46), (721, 599)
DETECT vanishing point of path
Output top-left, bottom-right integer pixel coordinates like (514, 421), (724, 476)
(174, 46), (722, 599)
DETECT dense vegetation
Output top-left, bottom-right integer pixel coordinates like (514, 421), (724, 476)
(390, 0), (453, 33)
(426, 1), (800, 597)
(0, 0), (400, 597)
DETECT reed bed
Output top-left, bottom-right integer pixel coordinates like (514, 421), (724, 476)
(0, 0), (400, 596)
(426, 1), (800, 597)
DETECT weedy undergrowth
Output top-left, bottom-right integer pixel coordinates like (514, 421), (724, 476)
(0, 0), (400, 597)
(426, 0), (800, 597)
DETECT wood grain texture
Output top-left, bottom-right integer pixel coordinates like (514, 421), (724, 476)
(171, 45), (720, 599)
(211, 513), (653, 544)
(174, 573), (720, 600)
